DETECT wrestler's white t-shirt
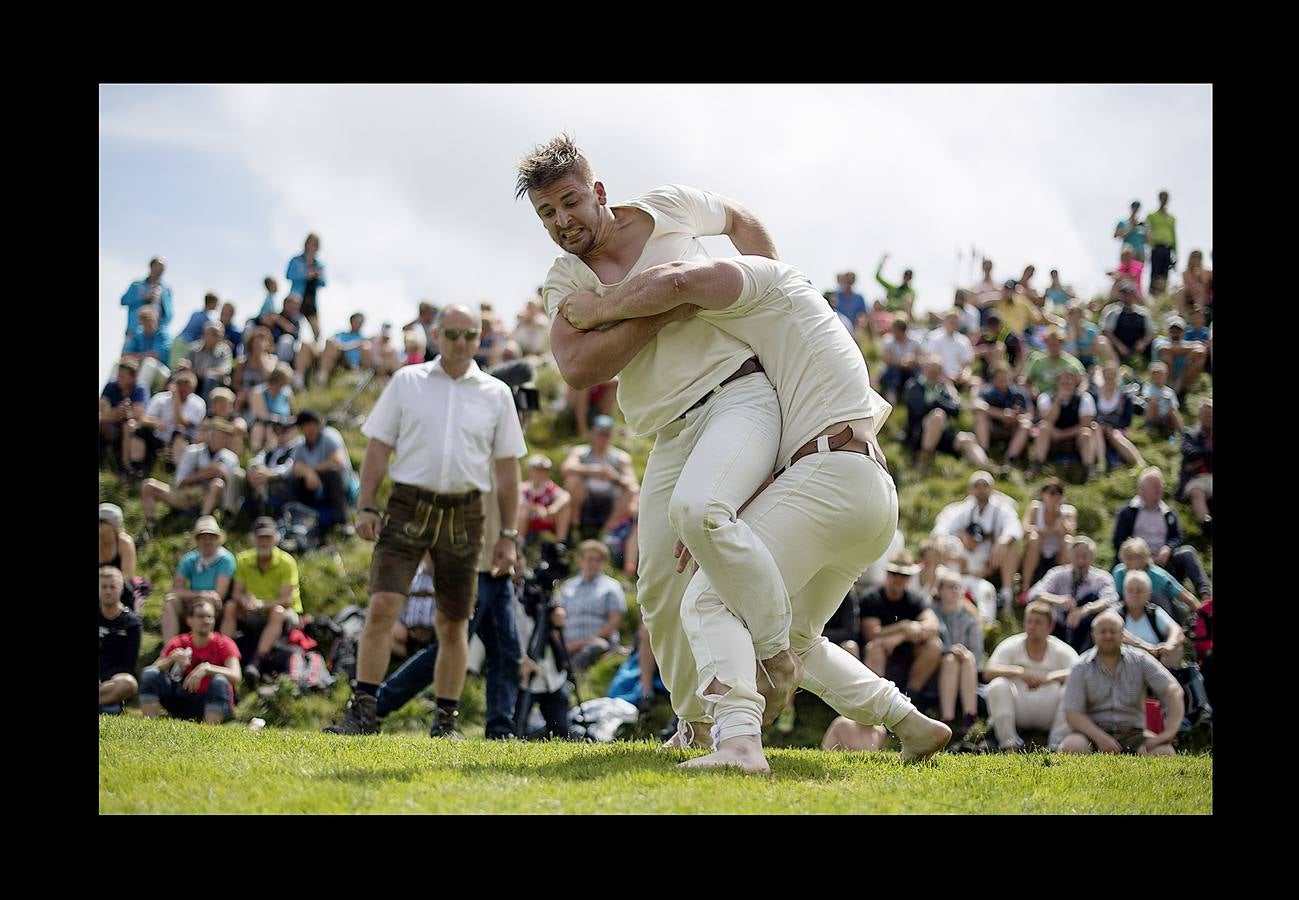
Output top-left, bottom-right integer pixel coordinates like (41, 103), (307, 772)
(703, 255), (893, 469)
(541, 184), (756, 437)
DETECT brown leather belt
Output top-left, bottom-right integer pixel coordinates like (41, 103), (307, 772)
(679, 357), (764, 419)
(773, 425), (880, 479)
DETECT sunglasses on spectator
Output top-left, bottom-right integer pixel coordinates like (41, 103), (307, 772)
(441, 329), (479, 341)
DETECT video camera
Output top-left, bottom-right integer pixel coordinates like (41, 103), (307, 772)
(520, 540), (570, 619)
(488, 360), (540, 415)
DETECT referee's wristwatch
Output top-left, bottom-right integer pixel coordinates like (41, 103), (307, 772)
(499, 528), (520, 540)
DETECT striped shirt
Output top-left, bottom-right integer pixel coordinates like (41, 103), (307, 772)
(1062, 645), (1177, 730)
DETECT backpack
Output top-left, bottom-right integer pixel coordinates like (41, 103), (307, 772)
(327, 605), (368, 681)
(278, 501), (321, 553)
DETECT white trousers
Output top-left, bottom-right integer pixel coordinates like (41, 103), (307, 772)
(984, 677), (1069, 748)
(681, 449), (916, 742)
(636, 372), (785, 724)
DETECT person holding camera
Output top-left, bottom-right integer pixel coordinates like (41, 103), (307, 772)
(933, 470), (1024, 609)
(326, 305), (526, 738)
(99, 359), (149, 474)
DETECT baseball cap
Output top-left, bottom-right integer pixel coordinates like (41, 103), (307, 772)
(251, 516), (279, 537)
(1166, 316), (1187, 330)
(969, 470), (995, 487)
(592, 415), (615, 431)
(526, 454), (552, 469)
(209, 386), (236, 405)
(193, 516), (224, 538)
(99, 503), (124, 527)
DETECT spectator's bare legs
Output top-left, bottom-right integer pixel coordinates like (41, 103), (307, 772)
(1099, 424), (1145, 470)
(907, 635), (943, 693)
(954, 645), (978, 718)
(1168, 407), (1184, 432)
(919, 408), (947, 461)
(955, 432), (988, 467)
(200, 478), (225, 516)
(1077, 428), (1097, 468)
(973, 409), (992, 451)
(1176, 349), (1207, 392)
(168, 433), (188, 466)
(294, 343), (315, 385)
(249, 420), (267, 453)
(1021, 534), (1041, 586)
(569, 386), (590, 439)
(938, 654), (960, 720)
(355, 592), (406, 684)
(1187, 485), (1211, 523)
(316, 339), (341, 386)
(989, 540), (1020, 593)
(161, 595), (183, 643)
(254, 605), (289, 659)
(305, 313), (321, 345)
(1031, 424), (1053, 464)
(220, 600), (241, 637)
(623, 519), (639, 576)
(1007, 416), (1032, 464)
(433, 608), (470, 705)
(822, 717), (888, 751)
(605, 485), (634, 534)
(99, 674), (138, 705)
(140, 479), (166, 521)
(563, 473), (586, 531)
(1097, 336), (1119, 367)
(1057, 733), (1095, 754)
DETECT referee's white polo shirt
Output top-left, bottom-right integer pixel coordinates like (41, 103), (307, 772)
(361, 358), (527, 494)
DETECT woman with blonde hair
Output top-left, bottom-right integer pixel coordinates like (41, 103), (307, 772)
(931, 567), (983, 736)
(232, 326), (278, 415)
(99, 503), (138, 609)
(248, 362), (297, 452)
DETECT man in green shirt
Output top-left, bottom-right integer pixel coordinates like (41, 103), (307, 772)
(1020, 328), (1086, 400)
(875, 253), (916, 316)
(222, 516), (303, 682)
(1146, 191), (1177, 295)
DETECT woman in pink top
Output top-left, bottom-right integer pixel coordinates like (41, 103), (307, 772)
(1108, 246), (1145, 297)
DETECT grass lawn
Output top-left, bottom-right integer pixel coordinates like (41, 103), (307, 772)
(99, 717), (1211, 814)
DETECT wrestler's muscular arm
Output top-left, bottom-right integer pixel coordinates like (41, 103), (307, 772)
(550, 306), (697, 391)
(721, 198), (778, 259)
(562, 260), (745, 331)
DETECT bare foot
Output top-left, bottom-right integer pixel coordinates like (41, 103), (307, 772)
(678, 735), (771, 774)
(894, 710), (952, 764)
(757, 648), (804, 727)
(661, 721), (715, 750)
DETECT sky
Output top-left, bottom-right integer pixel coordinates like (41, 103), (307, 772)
(99, 84), (1212, 381)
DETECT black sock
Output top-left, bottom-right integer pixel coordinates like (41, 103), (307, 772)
(436, 698), (459, 716)
(354, 681), (379, 698)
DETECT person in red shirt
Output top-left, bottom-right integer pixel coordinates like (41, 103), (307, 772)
(519, 455), (573, 543)
(139, 598), (242, 723)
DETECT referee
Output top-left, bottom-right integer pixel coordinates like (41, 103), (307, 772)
(325, 304), (527, 737)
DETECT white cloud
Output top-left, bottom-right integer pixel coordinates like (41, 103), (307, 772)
(99, 84), (1211, 379)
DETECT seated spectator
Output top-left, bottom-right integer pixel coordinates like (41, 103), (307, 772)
(557, 541), (627, 672)
(903, 355), (987, 469)
(1028, 369), (1099, 481)
(121, 305), (172, 392)
(99, 565), (142, 714)
(1113, 537), (1205, 628)
(822, 590), (862, 661)
(219, 302), (243, 358)
(1176, 249), (1212, 316)
(162, 516), (237, 644)
(392, 553), (437, 661)
(222, 517), (303, 684)
(316, 312), (372, 386)
(1107, 245), (1145, 298)
(859, 528), (906, 592)
(859, 552), (943, 698)
(99, 359), (149, 473)
(990, 279), (1046, 348)
(370, 323), (404, 374)
(178, 291), (221, 344)
(248, 363), (297, 452)
(982, 600), (1078, 751)
(1177, 400), (1213, 534)
(404, 301), (438, 362)
(561, 416), (637, 539)
(245, 420), (302, 516)
(138, 416), (239, 543)
(935, 534), (999, 622)
(475, 308), (506, 369)
(1152, 316), (1207, 399)
(1092, 362), (1146, 472)
(185, 321), (234, 400)
(1114, 570), (1185, 671)
(521, 454), (573, 543)
(933, 470), (1023, 608)
(512, 296), (552, 358)
(568, 379), (619, 441)
(1058, 610), (1183, 756)
(1043, 269), (1077, 316)
(972, 309), (1012, 378)
(130, 370), (205, 477)
(140, 598), (241, 725)
(879, 314), (923, 405)
(972, 363), (1032, 472)
(1062, 300), (1109, 375)
(930, 567), (983, 736)
(953, 289), (981, 335)
(1184, 304), (1210, 346)
(923, 308), (977, 393)
(1026, 535), (1118, 653)
(1112, 466), (1211, 606)
(286, 409), (356, 535)
(1100, 283), (1155, 367)
(1020, 327), (1086, 401)
(205, 387), (247, 456)
(1020, 478), (1077, 588)
(232, 326), (278, 416)
(98, 503), (138, 609)
(268, 293), (306, 369)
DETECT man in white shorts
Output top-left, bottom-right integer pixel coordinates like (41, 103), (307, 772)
(517, 135), (800, 745)
(560, 255), (952, 772)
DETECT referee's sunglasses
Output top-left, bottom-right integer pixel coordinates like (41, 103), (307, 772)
(441, 329), (479, 341)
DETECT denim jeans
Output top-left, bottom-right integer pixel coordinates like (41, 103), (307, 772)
(376, 573), (520, 737)
(139, 666), (232, 722)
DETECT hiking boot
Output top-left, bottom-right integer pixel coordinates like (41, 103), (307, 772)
(429, 708), (463, 740)
(323, 691), (380, 735)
